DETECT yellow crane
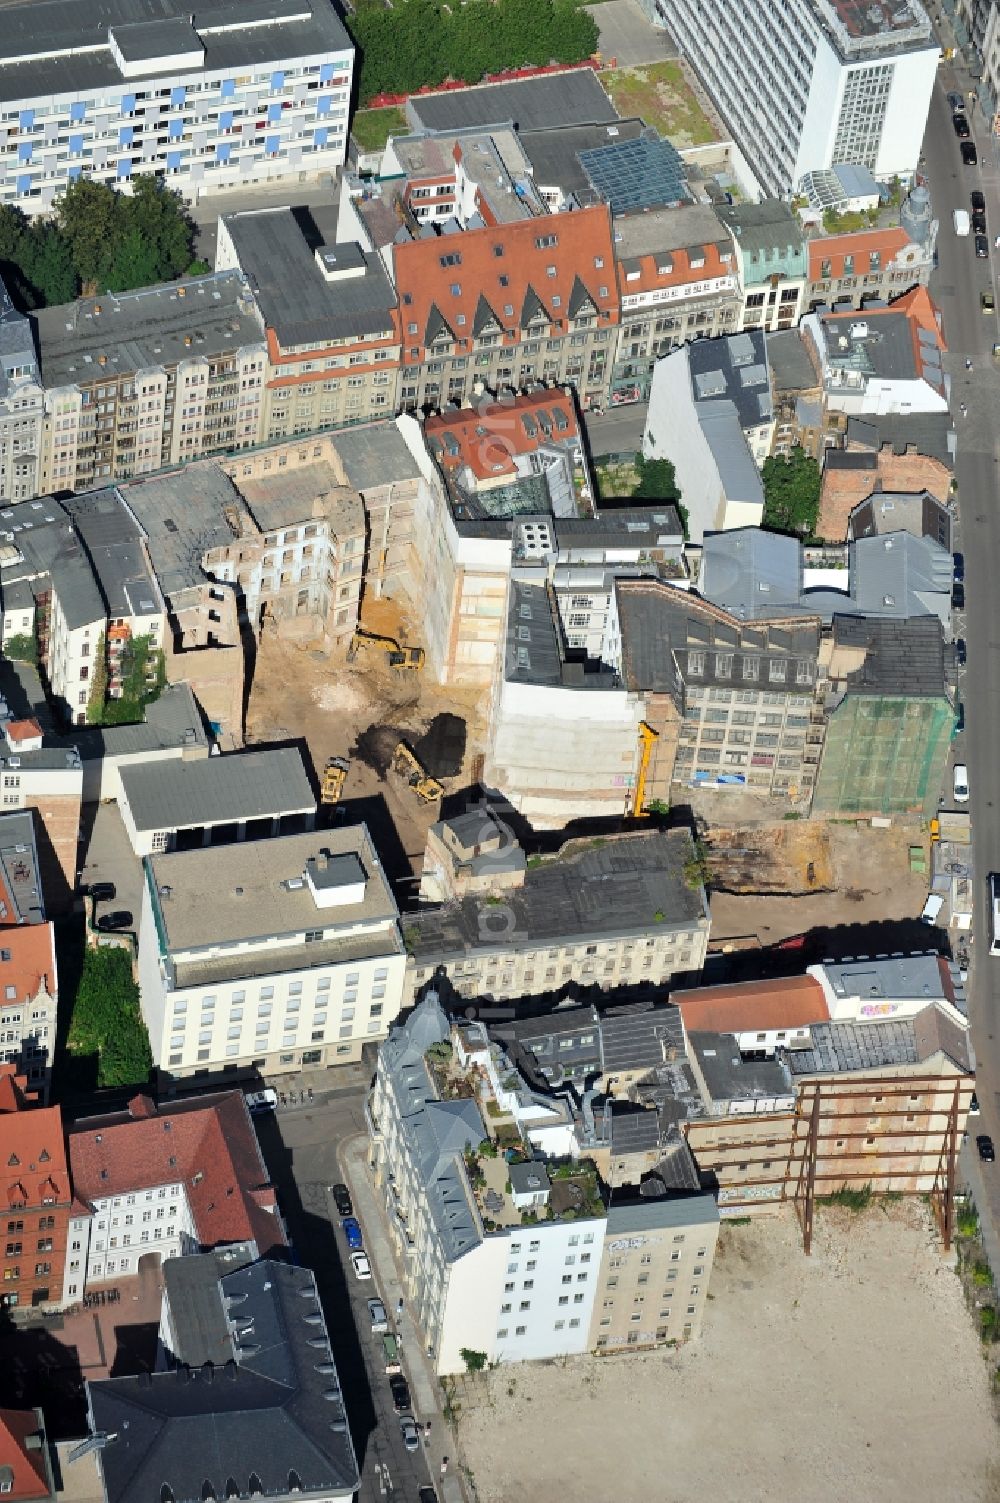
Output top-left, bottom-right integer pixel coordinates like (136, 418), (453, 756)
(630, 721), (659, 818)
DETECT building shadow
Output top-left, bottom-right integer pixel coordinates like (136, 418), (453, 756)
(0, 1305), (87, 1441)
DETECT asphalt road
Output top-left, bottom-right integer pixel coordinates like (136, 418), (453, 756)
(251, 1087), (444, 1503)
(923, 60), (1000, 1242)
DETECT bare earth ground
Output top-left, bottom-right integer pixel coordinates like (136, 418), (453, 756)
(456, 1203), (999, 1503)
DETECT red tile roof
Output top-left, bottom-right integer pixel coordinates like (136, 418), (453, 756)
(807, 225), (913, 281)
(0, 1410), (51, 1503)
(424, 389), (580, 481)
(675, 975), (829, 1035)
(0, 925), (55, 1013)
(393, 203), (618, 362)
(68, 1092), (286, 1256)
(0, 1065), (70, 1209)
(618, 239), (733, 300)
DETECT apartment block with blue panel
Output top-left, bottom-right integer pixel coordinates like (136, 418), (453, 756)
(0, 0), (354, 213)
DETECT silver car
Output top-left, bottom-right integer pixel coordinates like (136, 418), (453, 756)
(400, 1414), (420, 1453)
(368, 1297), (388, 1334)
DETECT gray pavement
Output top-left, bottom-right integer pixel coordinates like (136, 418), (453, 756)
(582, 402), (648, 458)
(78, 800), (143, 926)
(584, 0), (675, 67)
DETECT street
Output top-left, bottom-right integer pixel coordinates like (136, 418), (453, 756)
(924, 47), (1000, 1245)
(251, 1084), (456, 1502)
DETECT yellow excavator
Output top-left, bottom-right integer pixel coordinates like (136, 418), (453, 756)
(347, 627), (425, 671)
(391, 741), (443, 803)
(320, 756), (350, 805)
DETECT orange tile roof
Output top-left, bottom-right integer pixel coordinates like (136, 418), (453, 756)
(807, 225), (911, 280)
(675, 975), (829, 1035)
(69, 1091), (286, 1256)
(0, 925), (55, 1012)
(0, 1070), (70, 1209)
(618, 240), (733, 299)
(424, 389), (580, 481)
(393, 203), (618, 362)
(0, 1410), (51, 1503)
(4, 722), (41, 745)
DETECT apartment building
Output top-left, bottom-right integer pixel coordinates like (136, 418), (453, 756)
(716, 201), (808, 333)
(610, 576), (825, 802)
(92, 1257), (359, 1503)
(0, 0), (353, 214)
(35, 272), (268, 495)
(0, 278), (44, 506)
(405, 827), (710, 1006)
(590, 1196), (720, 1351)
(805, 225), (934, 312)
(611, 204), (740, 404)
(0, 1063), (72, 1312)
(369, 992), (608, 1374)
(0, 705), (82, 913)
(656, 0), (938, 196)
(0, 926), (57, 1102)
(819, 435), (952, 540)
(65, 1090), (286, 1298)
(216, 209), (401, 438)
(138, 826), (406, 1079)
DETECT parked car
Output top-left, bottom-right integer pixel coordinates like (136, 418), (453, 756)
(984, 289), (996, 314)
(96, 910), (133, 932)
(972, 189), (986, 211)
(973, 210), (988, 234)
(953, 580), (965, 610)
(956, 637), (967, 666)
(962, 141), (979, 166)
(418, 1490), (439, 1503)
(389, 1376), (411, 1413)
(399, 1415), (420, 1453)
(330, 1183), (353, 1217)
(342, 1216), (363, 1250)
(85, 881), (116, 903)
(977, 1134), (995, 1162)
(976, 234), (990, 258)
(350, 1250), (372, 1280)
(955, 701), (965, 734)
(953, 552), (965, 581)
(950, 90), (966, 111)
(368, 1297), (388, 1334)
(953, 112), (971, 137)
(953, 763), (970, 804)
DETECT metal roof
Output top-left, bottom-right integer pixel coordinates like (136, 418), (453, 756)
(606, 1193), (718, 1234)
(120, 747), (314, 834)
(519, 118), (645, 197)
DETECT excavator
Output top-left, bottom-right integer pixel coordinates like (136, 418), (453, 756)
(390, 741), (443, 803)
(320, 756), (350, 805)
(347, 627), (425, 671)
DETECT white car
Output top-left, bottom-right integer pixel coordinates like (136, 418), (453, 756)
(953, 763), (970, 803)
(368, 1297), (388, 1333)
(350, 1250), (372, 1280)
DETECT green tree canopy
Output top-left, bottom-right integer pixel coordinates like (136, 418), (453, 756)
(632, 454), (681, 503)
(761, 446), (821, 537)
(67, 944), (152, 1089)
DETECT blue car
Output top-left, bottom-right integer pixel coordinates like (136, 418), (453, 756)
(342, 1217), (363, 1250)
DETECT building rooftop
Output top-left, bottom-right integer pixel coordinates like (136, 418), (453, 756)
(578, 128), (690, 214)
(0, 812), (45, 926)
(222, 209), (397, 349)
(161, 1245), (258, 1368)
(605, 1193), (719, 1236)
(0, 923), (55, 1014)
(675, 975), (830, 1035)
(89, 1257), (359, 1503)
(145, 825), (398, 955)
(815, 0), (933, 54)
(519, 118), (645, 199)
(0, 0), (351, 108)
(332, 421), (421, 493)
(504, 575), (620, 689)
(35, 273), (264, 390)
(70, 682), (208, 763)
(120, 747), (314, 835)
(405, 829), (706, 960)
(0, 1065), (69, 1210)
(698, 527), (804, 619)
(60, 489), (162, 621)
(600, 1002), (685, 1076)
(425, 389), (580, 484)
(0, 1409), (53, 1503)
(698, 400), (767, 509)
(613, 200), (732, 262)
(716, 200), (805, 264)
(120, 462), (248, 597)
(0, 498), (105, 633)
(687, 330), (773, 430)
(785, 1004), (968, 1075)
(406, 70), (618, 134)
(828, 614), (947, 697)
(236, 463), (360, 536)
(819, 287), (946, 395)
(848, 531), (953, 622)
(845, 413), (954, 469)
(767, 327), (819, 392)
(68, 1090), (286, 1256)
(807, 224), (913, 279)
(817, 953), (958, 1006)
(688, 1031), (795, 1104)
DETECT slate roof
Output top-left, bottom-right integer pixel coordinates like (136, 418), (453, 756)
(845, 413), (954, 469)
(68, 1091), (286, 1256)
(829, 614), (948, 697)
(504, 575), (619, 689)
(161, 1246), (257, 1368)
(119, 747), (314, 835)
(60, 489), (161, 620)
(687, 329), (773, 429)
(89, 1258), (359, 1503)
(406, 71), (618, 133)
(0, 812), (45, 927)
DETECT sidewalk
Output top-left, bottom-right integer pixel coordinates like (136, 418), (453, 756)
(341, 1133), (468, 1503)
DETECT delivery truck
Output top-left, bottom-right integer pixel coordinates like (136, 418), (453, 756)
(954, 208), (971, 235)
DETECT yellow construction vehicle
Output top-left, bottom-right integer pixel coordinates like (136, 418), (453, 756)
(391, 741), (443, 803)
(630, 721), (659, 817)
(320, 756), (350, 805)
(347, 628), (425, 671)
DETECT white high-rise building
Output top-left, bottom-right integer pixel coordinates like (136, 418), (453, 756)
(655, 0), (939, 198)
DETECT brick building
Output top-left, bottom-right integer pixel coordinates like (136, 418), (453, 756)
(818, 442), (953, 541)
(0, 1064), (71, 1312)
(805, 225), (933, 312)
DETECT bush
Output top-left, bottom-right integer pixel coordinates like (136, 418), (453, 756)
(460, 1347), (488, 1373)
(761, 447), (821, 537)
(972, 1260), (994, 1288)
(88, 632), (166, 727)
(819, 1184), (873, 1212)
(3, 632), (37, 665)
(67, 944), (152, 1089)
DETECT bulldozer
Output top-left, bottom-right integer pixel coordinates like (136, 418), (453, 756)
(347, 627), (425, 672)
(390, 741), (443, 803)
(320, 756), (350, 805)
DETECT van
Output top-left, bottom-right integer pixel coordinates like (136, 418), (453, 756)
(920, 893), (945, 925)
(954, 208), (971, 235)
(382, 1333), (402, 1374)
(245, 1088), (278, 1114)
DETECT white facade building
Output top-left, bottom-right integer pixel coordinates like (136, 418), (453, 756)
(657, 0), (938, 198)
(137, 826), (407, 1078)
(0, 0), (353, 214)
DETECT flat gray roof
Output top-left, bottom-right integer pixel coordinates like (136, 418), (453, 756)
(519, 118), (645, 197)
(689, 1032), (794, 1102)
(767, 328), (819, 392)
(699, 400), (766, 508)
(406, 829), (707, 961)
(613, 201), (730, 262)
(121, 747), (313, 834)
(407, 70), (618, 133)
(0, 809), (45, 924)
(223, 209), (396, 348)
(332, 422), (421, 492)
(820, 953), (952, 1003)
(0, 496), (106, 631)
(829, 614), (947, 697)
(71, 682), (208, 762)
(606, 1193), (719, 1235)
(119, 462), (247, 596)
(146, 824), (399, 952)
(61, 488), (161, 619)
(36, 273), (264, 391)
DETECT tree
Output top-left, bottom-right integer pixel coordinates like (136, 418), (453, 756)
(106, 224), (163, 294)
(67, 944), (152, 1089)
(2, 632), (37, 665)
(20, 222), (78, 307)
(761, 446), (821, 536)
(86, 631), (108, 725)
(124, 175), (196, 282)
(632, 454), (681, 504)
(54, 178), (120, 287)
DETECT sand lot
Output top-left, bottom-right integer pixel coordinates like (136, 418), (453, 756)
(456, 1203), (999, 1503)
